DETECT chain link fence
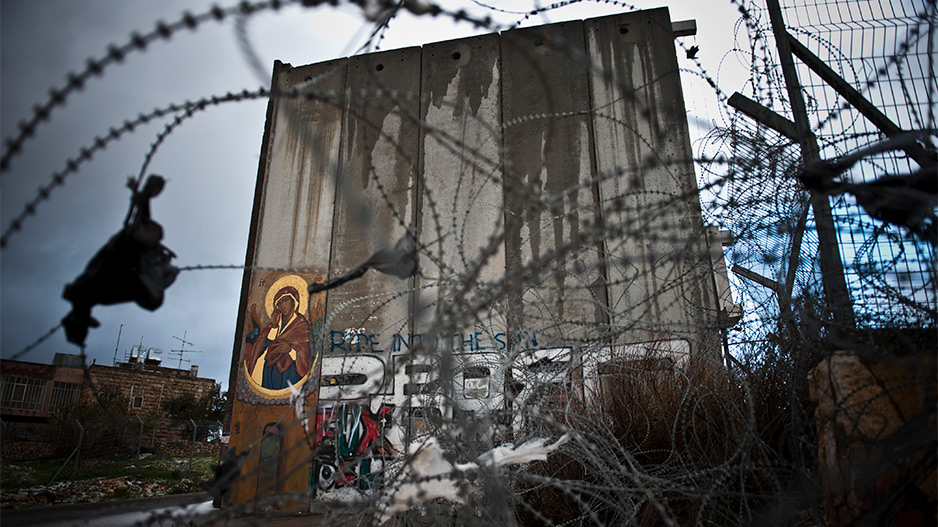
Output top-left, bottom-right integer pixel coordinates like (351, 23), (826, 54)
(1, 0), (935, 525)
(1, 417), (222, 484)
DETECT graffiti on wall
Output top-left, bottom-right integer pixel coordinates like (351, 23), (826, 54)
(313, 402), (396, 491)
(306, 342), (690, 496)
(327, 330), (540, 353)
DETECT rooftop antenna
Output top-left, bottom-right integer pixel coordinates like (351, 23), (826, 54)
(112, 323), (123, 366)
(171, 331), (203, 369)
(167, 348), (204, 369)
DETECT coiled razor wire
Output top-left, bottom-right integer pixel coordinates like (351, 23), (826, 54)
(2, 1), (936, 526)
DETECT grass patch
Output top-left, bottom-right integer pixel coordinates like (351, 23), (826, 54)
(1, 455), (216, 491)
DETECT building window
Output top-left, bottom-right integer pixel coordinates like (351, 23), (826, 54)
(49, 381), (82, 413)
(131, 395), (144, 409)
(0, 375), (47, 411)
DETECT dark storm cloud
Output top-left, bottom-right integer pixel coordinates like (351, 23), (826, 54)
(0, 0), (270, 386)
(0, 0), (423, 386)
(1, 0), (739, 390)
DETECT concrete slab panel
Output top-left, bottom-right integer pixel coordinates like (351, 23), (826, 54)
(500, 21), (608, 349)
(585, 9), (718, 349)
(416, 33), (507, 349)
(254, 60), (347, 271)
(229, 10), (726, 506)
(327, 47), (421, 349)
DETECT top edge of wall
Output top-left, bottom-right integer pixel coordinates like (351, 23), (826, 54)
(276, 7), (681, 73)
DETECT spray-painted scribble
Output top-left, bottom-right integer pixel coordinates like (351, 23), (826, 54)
(313, 403), (396, 491)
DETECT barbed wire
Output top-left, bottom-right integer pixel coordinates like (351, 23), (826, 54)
(0, 0), (503, 176)
(0, 88), (269, 249)
(1, 0), (935, 525)
(0, 1), (297, 175)
(7, 324), (64, 362)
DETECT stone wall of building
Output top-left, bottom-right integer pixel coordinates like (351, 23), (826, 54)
(1, 359), (219, 461)
(1, 360), (84, 419)
(85, 363), (215, 416)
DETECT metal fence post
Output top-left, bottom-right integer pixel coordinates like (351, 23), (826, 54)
(71, 419), (84, 484)
(134, 415), (144, 475)
(47, 420), (85, 486)
(0, 418), (6, 461)
(764, 0), (855, 330)
(188, 418), (196, 479)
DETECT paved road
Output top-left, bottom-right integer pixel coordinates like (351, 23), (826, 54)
(0, 493), (343, 527)
(2, 493), (211, 527)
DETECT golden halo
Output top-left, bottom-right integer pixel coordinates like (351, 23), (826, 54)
(264, 274), (309, 319)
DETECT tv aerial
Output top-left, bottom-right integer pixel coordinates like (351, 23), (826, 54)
(169, 330), (204, 369)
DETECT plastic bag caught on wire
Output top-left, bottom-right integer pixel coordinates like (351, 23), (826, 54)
(62, 175), (179, 345)
(309, 228), (417, 294)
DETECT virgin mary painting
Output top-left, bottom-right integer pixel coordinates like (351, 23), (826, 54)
(244, 284), (312, 391)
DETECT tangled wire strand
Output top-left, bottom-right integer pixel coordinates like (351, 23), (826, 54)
(2, 1), (936, 526)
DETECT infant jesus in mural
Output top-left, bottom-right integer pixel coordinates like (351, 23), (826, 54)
(243, 287), (312, 391)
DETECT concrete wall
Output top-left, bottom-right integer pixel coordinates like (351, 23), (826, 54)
(228, 7), (721, 505)
(234, 6), (717, 374)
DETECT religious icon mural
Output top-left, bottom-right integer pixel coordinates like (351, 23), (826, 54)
(240, 273), (323, 398)
(227, 271), (325, 507)
(245, 282), (312, 390)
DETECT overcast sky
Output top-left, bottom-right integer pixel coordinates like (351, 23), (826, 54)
(0, 0), (745, 390)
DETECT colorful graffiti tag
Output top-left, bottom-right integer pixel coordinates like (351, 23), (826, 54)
(313, 403), (396, 491)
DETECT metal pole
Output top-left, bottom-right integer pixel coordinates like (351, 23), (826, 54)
(173, 331), (194, 369)
(0, 418), (6, 461)
(113, 323), (123, 366)
(188, 418), (197, 479)
(765, 0), (855, 330)
(134, 415), (144, 475)
(72, 420), (84, 484)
